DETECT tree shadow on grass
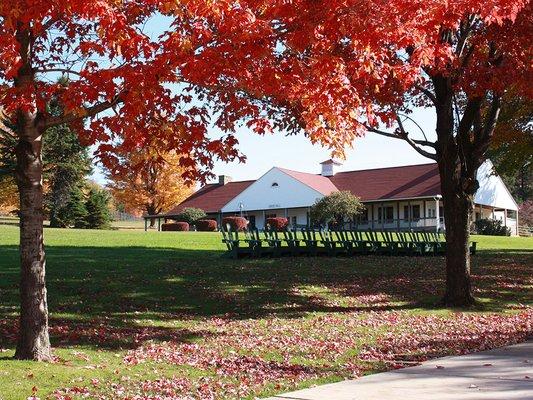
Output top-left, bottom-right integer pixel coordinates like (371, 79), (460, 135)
(0, 244), (531, 350)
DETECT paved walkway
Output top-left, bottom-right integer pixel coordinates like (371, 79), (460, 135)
(266, 340), (533, 400)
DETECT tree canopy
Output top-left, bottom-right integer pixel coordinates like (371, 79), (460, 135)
(106, 150), (193, 219)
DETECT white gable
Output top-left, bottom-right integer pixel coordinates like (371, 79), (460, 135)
(475, 160), (518, 211)
(221, 167), (325, 213)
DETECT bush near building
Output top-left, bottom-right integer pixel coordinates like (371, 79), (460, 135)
(196, 219), (218, 231)
(222, 216), (248, 231)
(162, 222), (190, 231)
(176, 207), (207, 225)
(266, 217), (288, 231)
(474, 218), (511, 236)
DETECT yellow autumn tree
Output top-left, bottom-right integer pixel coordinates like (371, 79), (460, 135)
(0, 176), (18, 214)
(0, 109), (18, 214)
(106, 150), (193, 226)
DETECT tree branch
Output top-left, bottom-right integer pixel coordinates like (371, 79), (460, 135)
(364, 123), (437, 160)
(415, 84), (437, 106)
(457, 96), (482, 139)
(42, 93), (123, 129)
(35, 68), (83, 77)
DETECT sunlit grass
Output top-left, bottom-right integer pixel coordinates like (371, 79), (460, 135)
(0, 225), (531, 399)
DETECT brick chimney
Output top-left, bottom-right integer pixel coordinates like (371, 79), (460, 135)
(218, 175), (233, 185)
(320, 159), (342, 177)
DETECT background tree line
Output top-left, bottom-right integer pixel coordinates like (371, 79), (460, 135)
(0, 99), (111, 229)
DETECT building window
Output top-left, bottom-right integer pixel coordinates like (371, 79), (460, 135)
(411, 205), (420, 221)
(248, 215), (256, 229)
(378, 206), (394, 223)
(291, 216), (297, 226)
(265, 213), (276, 219)
(404, 205), (421, 221)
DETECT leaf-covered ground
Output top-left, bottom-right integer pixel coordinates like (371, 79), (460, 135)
(0, 226), (531, 399)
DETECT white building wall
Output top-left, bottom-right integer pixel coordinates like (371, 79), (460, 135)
(222, 168), (324, 213)
(475, 160), (518, 211)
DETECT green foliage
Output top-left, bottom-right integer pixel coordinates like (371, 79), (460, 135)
(44, 101), (92, 224)
(50, 185), (88, 228)
(1, 96), (92, 219)
(310, 191), (364, 227)
(488, 95), (532, 202)
(474, 218), (511, 236)
(176, 207), (207, 224)
(85, 187), (112, 229)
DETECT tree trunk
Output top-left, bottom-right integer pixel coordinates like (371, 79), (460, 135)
(433, 76), (477, 307)
(14, 120), (52, 361)
(439, 170), (476, 306)
(146, 204), (157, 228)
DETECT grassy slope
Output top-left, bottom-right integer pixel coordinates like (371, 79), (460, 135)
(0, 225), (531, 399)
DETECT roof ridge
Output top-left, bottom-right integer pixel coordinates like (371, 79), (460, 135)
(332, 162), (437, 175)
(277, 167), (322, 176)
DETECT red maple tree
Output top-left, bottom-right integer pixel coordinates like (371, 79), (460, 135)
(202, 0), (531, 306)
(0, 0), (283, 361)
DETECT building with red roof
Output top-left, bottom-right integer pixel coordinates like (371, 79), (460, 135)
(157, 160), (518, 235)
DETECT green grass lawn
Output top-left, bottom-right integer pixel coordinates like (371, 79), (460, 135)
(0, 225), (531, 400)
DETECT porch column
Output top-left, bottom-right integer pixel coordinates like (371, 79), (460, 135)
(396, 201), (400, 230)
(435, 198), (440, 233)
(371, 204), (375, 229)
(423, 199), (427, 228)
(381, 202), (384, 229)
(408, 201), (412, 230)
(504, 208), (507, 228)
(263, 210), (266, 229)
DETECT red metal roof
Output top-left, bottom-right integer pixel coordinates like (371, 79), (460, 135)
(166, 163), (442, 214)
(329, 163), (441, 201)
(165, 180), (255, 215)
(278, 168), (338, 195)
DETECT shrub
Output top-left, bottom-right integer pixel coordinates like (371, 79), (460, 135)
(196, 219), (218, 231)
(310, 191), (364, 227)
(266, 217), (288, 231)
(162, 222), (189, 231)
(474, 218), (510, 236)
(222, 216), (248, 231)
(84, 188), (111, 229)
(176, 207), (207, 224)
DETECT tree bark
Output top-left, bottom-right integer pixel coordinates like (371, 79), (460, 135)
(433, 75), (477, 307)
(146, 204), (157, 228)
(14, 120), (52, 361)
(13, 25), (52, 361)
(439, 167), (476, 306)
